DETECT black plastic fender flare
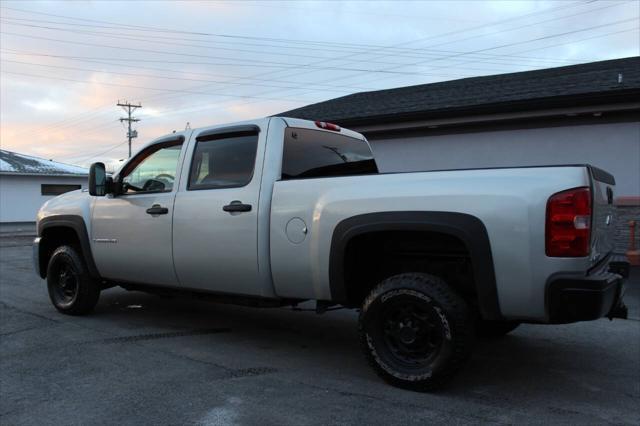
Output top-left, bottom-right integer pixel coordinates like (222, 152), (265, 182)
(38, 215), (101, 279)
(329, 211), (503, 320)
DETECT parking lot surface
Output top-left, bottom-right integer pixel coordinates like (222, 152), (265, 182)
(1, 236), (639, 425)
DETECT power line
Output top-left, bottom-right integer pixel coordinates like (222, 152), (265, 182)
(0, 1), (590, 48)
(2, 1), (601, 106)
(32, 30), (630, 166)
(2, 31), (483, 76)
(163, 1), (623, 108)
(0, 19), (422, 67)
(21, 26), (638, 153)
(0, 30), (344, 67)
(139, 26), (640, 129)
(0, 0), (613, 83)
(340, 24), (640, 89)
(72, 140), (129, 164)
(269, 18), (639, 96)
(0, 47), (582, 78)
(0, 59), (409, 92)
(0, 50), (388, 90)
(414, 0), (630, 51)
(0, 59), (479, 90)
(0, 70), (315, 103)
(7, 102), (115, 139)
(0, 15), (606, 66)
(4, 1), (608, 111)
(201, 13), (638, 114)
(4, 0), (632, 150)
(56, 122), (125, 157)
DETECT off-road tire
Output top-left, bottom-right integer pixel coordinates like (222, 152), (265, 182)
(46, 245), (100, 315)
(476, 320), (520, 338)
(358, 273), (473, 392)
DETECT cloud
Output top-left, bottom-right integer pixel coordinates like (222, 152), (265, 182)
(22, 98), (63, 112)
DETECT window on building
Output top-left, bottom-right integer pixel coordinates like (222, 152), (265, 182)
(188, 132), (258, 190)
(41, 184), (82, 196)
(281, 128), (378, 180)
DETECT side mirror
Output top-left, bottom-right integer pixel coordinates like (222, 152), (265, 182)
(89, 162), (110, 196)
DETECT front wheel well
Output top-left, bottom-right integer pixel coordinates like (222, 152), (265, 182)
(38, 227), (82, 278)
(341, 230), (477, 309)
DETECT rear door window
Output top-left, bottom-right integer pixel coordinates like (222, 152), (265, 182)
(188, 132), (258, 190)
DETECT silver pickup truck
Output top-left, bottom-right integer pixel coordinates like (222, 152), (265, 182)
(34, 117), (629, 391)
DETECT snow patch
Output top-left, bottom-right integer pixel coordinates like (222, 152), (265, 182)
(0, 149), (88, 175)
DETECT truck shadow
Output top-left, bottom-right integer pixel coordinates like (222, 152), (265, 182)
(93, 287), (634, 402)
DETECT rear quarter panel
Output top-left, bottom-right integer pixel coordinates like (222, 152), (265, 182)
(270, 166), (592, 321)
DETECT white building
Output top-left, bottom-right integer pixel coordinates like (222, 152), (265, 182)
(0, 149), (88, 231)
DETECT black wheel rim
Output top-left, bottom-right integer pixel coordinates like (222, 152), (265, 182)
(52, 262), (79, 307)
(376, 297), (444, 369)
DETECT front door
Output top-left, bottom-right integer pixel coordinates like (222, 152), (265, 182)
(172, 127), (263, 296)
(90, 137), (185, 286)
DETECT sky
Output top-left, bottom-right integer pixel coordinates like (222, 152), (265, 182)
(1, 0), (638, 169)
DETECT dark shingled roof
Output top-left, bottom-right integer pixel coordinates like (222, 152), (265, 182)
(0, 149), (88, 176)
(278, 56), (640, 126)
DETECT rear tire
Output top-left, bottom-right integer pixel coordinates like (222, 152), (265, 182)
(476, 320), (520, 338)
(47, 245), (100, 315)
(358, 273), (473, 392)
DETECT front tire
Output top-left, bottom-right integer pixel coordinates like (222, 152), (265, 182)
(358, 273), (473, 392)
(47, 245), (100, 315)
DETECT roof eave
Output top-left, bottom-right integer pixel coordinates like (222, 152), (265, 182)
(0, 172), (88, 177)
(311, 88), (640, 128)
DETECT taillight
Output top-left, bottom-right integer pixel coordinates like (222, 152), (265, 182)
(315, 121), (341, 131)
(545, 187), (591, 257)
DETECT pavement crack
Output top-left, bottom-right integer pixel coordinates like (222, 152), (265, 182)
(89, 328), (232, 344)
(0, 324), (54, 337)
(0, 301), (60, 323)
(222, 367), (278, 379)
(122, 343), (278, 380)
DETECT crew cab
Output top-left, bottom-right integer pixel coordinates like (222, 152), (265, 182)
(34, 117), (629, 391)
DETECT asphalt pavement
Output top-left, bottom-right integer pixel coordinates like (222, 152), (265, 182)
(1, 236), (639, 425)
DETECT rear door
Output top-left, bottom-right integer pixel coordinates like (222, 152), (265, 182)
(590, 167), (616, 264)
(172, 125), (266, 296)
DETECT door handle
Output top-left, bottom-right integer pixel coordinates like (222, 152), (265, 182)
(146, 204), (169, 215)
(223, 201), (252, 213)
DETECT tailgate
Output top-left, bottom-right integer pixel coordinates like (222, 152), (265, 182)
(589, 166), (616, 265)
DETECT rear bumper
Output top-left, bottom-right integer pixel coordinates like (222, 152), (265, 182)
(547, 256), (629, 323)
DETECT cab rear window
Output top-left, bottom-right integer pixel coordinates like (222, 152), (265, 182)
(281, 128), (378, 180)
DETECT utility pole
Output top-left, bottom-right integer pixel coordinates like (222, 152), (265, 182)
(117, 100), (141, 158)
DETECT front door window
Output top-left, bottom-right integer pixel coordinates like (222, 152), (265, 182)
(121, 142), (183, 193)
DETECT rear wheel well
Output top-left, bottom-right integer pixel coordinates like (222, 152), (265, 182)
(39, 227), (81, 278)
(342, 230), (477, 309)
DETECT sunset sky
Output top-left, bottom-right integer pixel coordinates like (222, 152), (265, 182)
(1, 0), (638, 169)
